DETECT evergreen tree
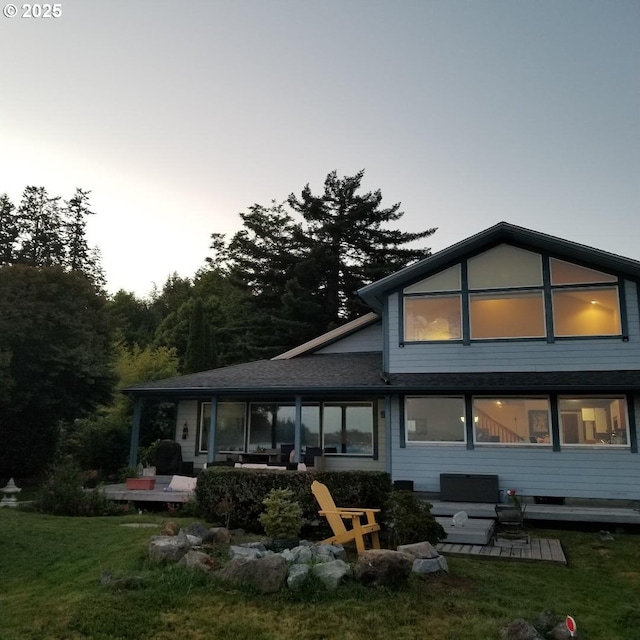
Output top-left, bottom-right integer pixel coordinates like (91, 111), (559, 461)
(15, 186), (66, 267)
(184, 298), (217, 373)
(0, 193), (18, 265)
(63, 187), (95, 272)
(206, 170), (437, 356)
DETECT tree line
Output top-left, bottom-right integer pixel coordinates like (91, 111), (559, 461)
(0, 172), (437, 478)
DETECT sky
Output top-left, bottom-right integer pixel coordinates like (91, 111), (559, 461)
(1, 0), (638, 297)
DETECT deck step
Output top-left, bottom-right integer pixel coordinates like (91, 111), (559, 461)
(435, 517), (495, 545)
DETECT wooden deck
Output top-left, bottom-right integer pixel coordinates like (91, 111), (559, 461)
(427, 499), (640, 525)
(436, 537), (567, 564)
(102, 476), (194, 503)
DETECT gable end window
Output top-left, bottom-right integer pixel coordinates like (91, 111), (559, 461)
(402, 245), (622, 342)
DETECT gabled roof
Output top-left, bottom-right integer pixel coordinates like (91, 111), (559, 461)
(123, 350), (640, 397)
(358, 222), (640, 310)
(123, 352), (387, 397)
(272, 312), (380, 360)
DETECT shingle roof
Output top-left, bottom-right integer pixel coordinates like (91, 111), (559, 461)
(123, 351), (640, 397)
(358, 222), (640, 310)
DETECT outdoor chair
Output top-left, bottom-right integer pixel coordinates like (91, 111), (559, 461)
(311, 480), (381, 554)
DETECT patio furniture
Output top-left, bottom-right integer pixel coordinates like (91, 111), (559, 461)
(311, 480), (381, 554)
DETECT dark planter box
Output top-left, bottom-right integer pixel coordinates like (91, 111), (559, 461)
(440, 473), (499, 503)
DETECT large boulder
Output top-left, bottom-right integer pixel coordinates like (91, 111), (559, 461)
(186, 522), (215, 544)
(501, 619), (544, 640)
(178, 550), (221, 573)
(353, 550), (413, 588)
(220, 555), (288, 594)
(148, 529), (191, 563)
(412, 556), (449, 574)
(287, 563), (311, 590)
(312, 559), (352, 590)
(397, 541), (440, 559)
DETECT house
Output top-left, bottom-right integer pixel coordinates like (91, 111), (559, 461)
(125, 222), (640, 502)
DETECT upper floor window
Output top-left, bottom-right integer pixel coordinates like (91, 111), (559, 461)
(403, 245), (621, 342)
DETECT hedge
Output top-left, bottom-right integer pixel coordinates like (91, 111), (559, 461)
(195, 469), (392, 534)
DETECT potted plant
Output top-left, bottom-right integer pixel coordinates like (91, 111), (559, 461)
(259, 488), (303, 551)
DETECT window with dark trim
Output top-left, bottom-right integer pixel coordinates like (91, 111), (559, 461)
(403, 245), (622, 342)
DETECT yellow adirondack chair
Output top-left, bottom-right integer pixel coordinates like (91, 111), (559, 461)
(311, 480), (381, 554)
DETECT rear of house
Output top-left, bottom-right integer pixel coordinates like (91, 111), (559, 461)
(126, 223), (640, 503)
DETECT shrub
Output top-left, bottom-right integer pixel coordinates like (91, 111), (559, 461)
(259, 488), (303, 539)
(384, 490), (445, 547)
(35, 459), (124, 517)
(196, 469), (391, 533)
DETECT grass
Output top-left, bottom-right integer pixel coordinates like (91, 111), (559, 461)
(0, 510), (638, 640)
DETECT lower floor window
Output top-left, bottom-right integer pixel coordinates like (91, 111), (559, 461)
(405, 394), (631, 448)
(198, 400), (373, 455)
(558, 397), (629, 446)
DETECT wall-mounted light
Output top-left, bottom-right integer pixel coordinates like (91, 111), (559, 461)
(182, 421), (189, 440)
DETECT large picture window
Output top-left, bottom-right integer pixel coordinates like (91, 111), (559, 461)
(403, 245), (621, 342)
(473, 397), (551, 444)
(405, 396), (466, 443)
(558, 397), (629, 446)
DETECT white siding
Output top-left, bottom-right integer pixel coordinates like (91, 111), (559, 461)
(389, 393), (640, 501)
(315, 322), (382, 354)
(388, 281), (640, 373)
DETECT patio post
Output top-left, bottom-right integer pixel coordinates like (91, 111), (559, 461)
(207, 396), (217, 466)
(128, 397), (142, 468)
(294, 395), (302, 463)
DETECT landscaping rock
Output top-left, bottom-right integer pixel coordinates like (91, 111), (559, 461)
(148, 529), (191, 563)
(291, 545), (314, 564)
(532, 610), (560, 636)
(353, 549), (412, 588)
(220, 555), (287, 593)
(229, 545), (264, 560)
(501, 619), (544, 640)
(210, 527), (232, 544)
(280, 548), (295, 563)
(178, 550), (221, 573)
(412, 556), (449, 574)
(186, 522), (214, 543)
(161, 521), (180, 536)
(286, 563), (311, 589)
(312, 559), (352, 590)
(397, 541), (440, 559)
(547, 622), (581, 640)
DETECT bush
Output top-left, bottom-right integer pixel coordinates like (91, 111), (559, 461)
(384, 490), (445, 547)
(196, 469), (391, 533)
(259, 488), (303, 539)
(35, 459), (124, 517)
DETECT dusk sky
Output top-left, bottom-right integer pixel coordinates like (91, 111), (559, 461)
(1, 0), (638, 297)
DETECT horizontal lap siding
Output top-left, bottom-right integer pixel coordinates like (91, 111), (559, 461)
(390, 393), (640, 501)
(315, 322), (382, 354)
(176, 400), (201, 468)
(388, 283), (640, 372)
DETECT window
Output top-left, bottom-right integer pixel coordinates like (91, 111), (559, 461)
(470, 291), (545, 339)
(405, 396), (466, 443)
(249, 403), (321, 449)
(403, 244), (622, 342)
(405, 295), (461, 341)
(552, 288), (621, 337)
(199, 402), (246, 453)
(558, 397), (629, 446)
(473, 397), (551, 445)
(323, 402), (373, 454)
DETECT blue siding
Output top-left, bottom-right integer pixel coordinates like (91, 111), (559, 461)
(315, 322), (382, 354)
(388, 281), (640, 373)
(389, 393), (640, 500)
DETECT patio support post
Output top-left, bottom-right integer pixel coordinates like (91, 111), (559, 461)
(128, 397), (142, 468)
(294, 395), (302, 463)
(207, 396), (218, 466)
(385, 395), (392, 474)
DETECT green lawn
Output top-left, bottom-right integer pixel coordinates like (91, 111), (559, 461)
(0, 509), (638, 640)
